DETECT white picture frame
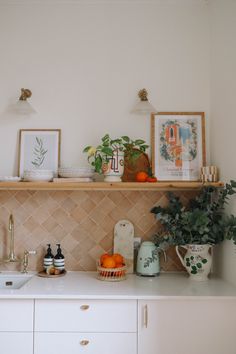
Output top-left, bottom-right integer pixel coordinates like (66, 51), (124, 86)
(18, 129), (61, 178)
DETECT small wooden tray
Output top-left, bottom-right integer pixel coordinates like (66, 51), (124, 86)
(37, 270), (67, 278)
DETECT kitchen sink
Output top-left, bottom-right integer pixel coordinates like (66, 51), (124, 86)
(0, 272), (34, 289)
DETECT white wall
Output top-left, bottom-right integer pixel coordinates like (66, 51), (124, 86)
(209, 0), (236, 286)
(0, 0), (210, 175)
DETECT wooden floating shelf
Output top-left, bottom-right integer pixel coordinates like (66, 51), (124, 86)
(0, 181), (224, 191)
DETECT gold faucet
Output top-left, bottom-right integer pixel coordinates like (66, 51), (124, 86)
(5, 214), (20, 263)
(21, 250), (37, 273)
(3, 214), (36, 271)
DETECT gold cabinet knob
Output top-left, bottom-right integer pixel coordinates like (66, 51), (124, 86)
(80, 340), (89, 346)
(80, 304), (90, 310)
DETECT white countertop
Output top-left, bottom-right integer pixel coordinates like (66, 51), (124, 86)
(0, 272), (236, 300)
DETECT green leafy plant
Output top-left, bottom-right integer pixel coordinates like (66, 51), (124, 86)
(150, 180), (236, 246)
(83, 134), (148, 174)
(31, 137), (48, 168)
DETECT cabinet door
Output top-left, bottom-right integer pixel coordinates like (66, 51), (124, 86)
(0, 333), (33, 354)
(138, 299), (236, 354)
(35, 299), (137, 332)
(0, 299), (34, 331)
(34, 332), (137, 354)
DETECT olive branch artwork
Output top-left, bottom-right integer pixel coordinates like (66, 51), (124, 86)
(31, 137), (48, 168)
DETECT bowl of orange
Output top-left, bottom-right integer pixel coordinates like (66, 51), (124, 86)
(97, 253), (127, 281)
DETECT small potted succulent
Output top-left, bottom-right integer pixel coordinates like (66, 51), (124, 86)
(83, 134), (148, 182)
(150, 181), (236, 280)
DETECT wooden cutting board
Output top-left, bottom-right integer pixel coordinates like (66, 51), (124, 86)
(113, 219), (134, 273)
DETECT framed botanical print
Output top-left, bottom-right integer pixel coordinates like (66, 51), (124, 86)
(151, 112), (206, 181)
(18, 129), (61, 177)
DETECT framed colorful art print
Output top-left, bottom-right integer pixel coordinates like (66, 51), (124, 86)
(151, 112), (206, 181)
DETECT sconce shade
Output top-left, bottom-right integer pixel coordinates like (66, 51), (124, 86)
(132, 88), (157, 114)
(14, 99), (36, 115)
(11, 88), (36, 115)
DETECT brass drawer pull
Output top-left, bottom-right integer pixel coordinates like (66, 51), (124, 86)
(80, 304), (90, 310)
(80, 340), (89, 346)
(144, 304), (148, 328)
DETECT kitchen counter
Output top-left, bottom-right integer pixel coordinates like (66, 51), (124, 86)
(0, 271), (236, 299)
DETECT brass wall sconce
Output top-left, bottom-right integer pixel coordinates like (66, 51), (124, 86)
(19, 88), (32, 101)
(13, 88), (36, 115)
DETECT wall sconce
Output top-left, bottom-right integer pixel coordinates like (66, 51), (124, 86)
(12, 88), (36, 115)
(132, 88), (157, 114)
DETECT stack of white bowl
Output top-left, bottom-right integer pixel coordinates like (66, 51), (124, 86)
(57, 167), (94, 182)
(23, 170), (54, 182)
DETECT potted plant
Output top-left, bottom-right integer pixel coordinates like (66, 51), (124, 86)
(83, 134), (148, 182)
(150, 181), (236, 280)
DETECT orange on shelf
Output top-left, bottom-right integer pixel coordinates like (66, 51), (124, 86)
(135, 171), (148, 182)
(146, 176), (158, 182)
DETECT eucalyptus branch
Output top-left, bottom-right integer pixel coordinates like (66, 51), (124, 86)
(151, 181), (236, 246)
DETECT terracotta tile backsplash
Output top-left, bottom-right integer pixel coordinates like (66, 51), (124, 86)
(0, 190), (195, 272)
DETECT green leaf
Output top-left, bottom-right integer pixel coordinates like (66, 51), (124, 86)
(94, 155), (102, 173)
(101, 147), (113, 156)
(102, 134), (110, 142)
(134, 139), (145, 145)
(83, 146), (92, 153)
(121, 136), (130, 143)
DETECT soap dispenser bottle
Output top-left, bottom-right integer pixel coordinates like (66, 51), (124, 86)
(54, 244), (65, 271)
(44, 244), (54, 270)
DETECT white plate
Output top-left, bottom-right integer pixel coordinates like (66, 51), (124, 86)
(0, 176), (21, 182)
(23, 176), (53, 182)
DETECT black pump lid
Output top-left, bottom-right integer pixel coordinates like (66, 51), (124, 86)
(45, 244), (54, 258)
(54, 244), (64, 259)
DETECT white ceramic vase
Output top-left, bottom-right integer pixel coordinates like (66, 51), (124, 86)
(176, 244), (212, 281)
(102, 150), (124, 182)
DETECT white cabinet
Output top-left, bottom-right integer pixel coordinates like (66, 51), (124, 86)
(0, 300), (34, 354)
(138, 299), (236, 354)
(34, 299), (137, 354)
(35, 332), (137, 354)
(0, 333), (33, 354)
(35, 299), (137, 332)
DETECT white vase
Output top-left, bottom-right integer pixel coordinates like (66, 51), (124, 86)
(103, 150), (124, 182)
(176, 244), (212, 281)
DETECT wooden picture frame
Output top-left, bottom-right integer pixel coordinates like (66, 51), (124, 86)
(151, 112), (206, 181)
(18, 129), (61, 178)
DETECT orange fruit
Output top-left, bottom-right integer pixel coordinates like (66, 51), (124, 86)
(115, 262), (123, 268)
(112, 253), (124, 264)
(102, 256), (116, 268)
(146, 176), (158, 182)
(100, 253), (110, 265)
(135, 171), (148, 182)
